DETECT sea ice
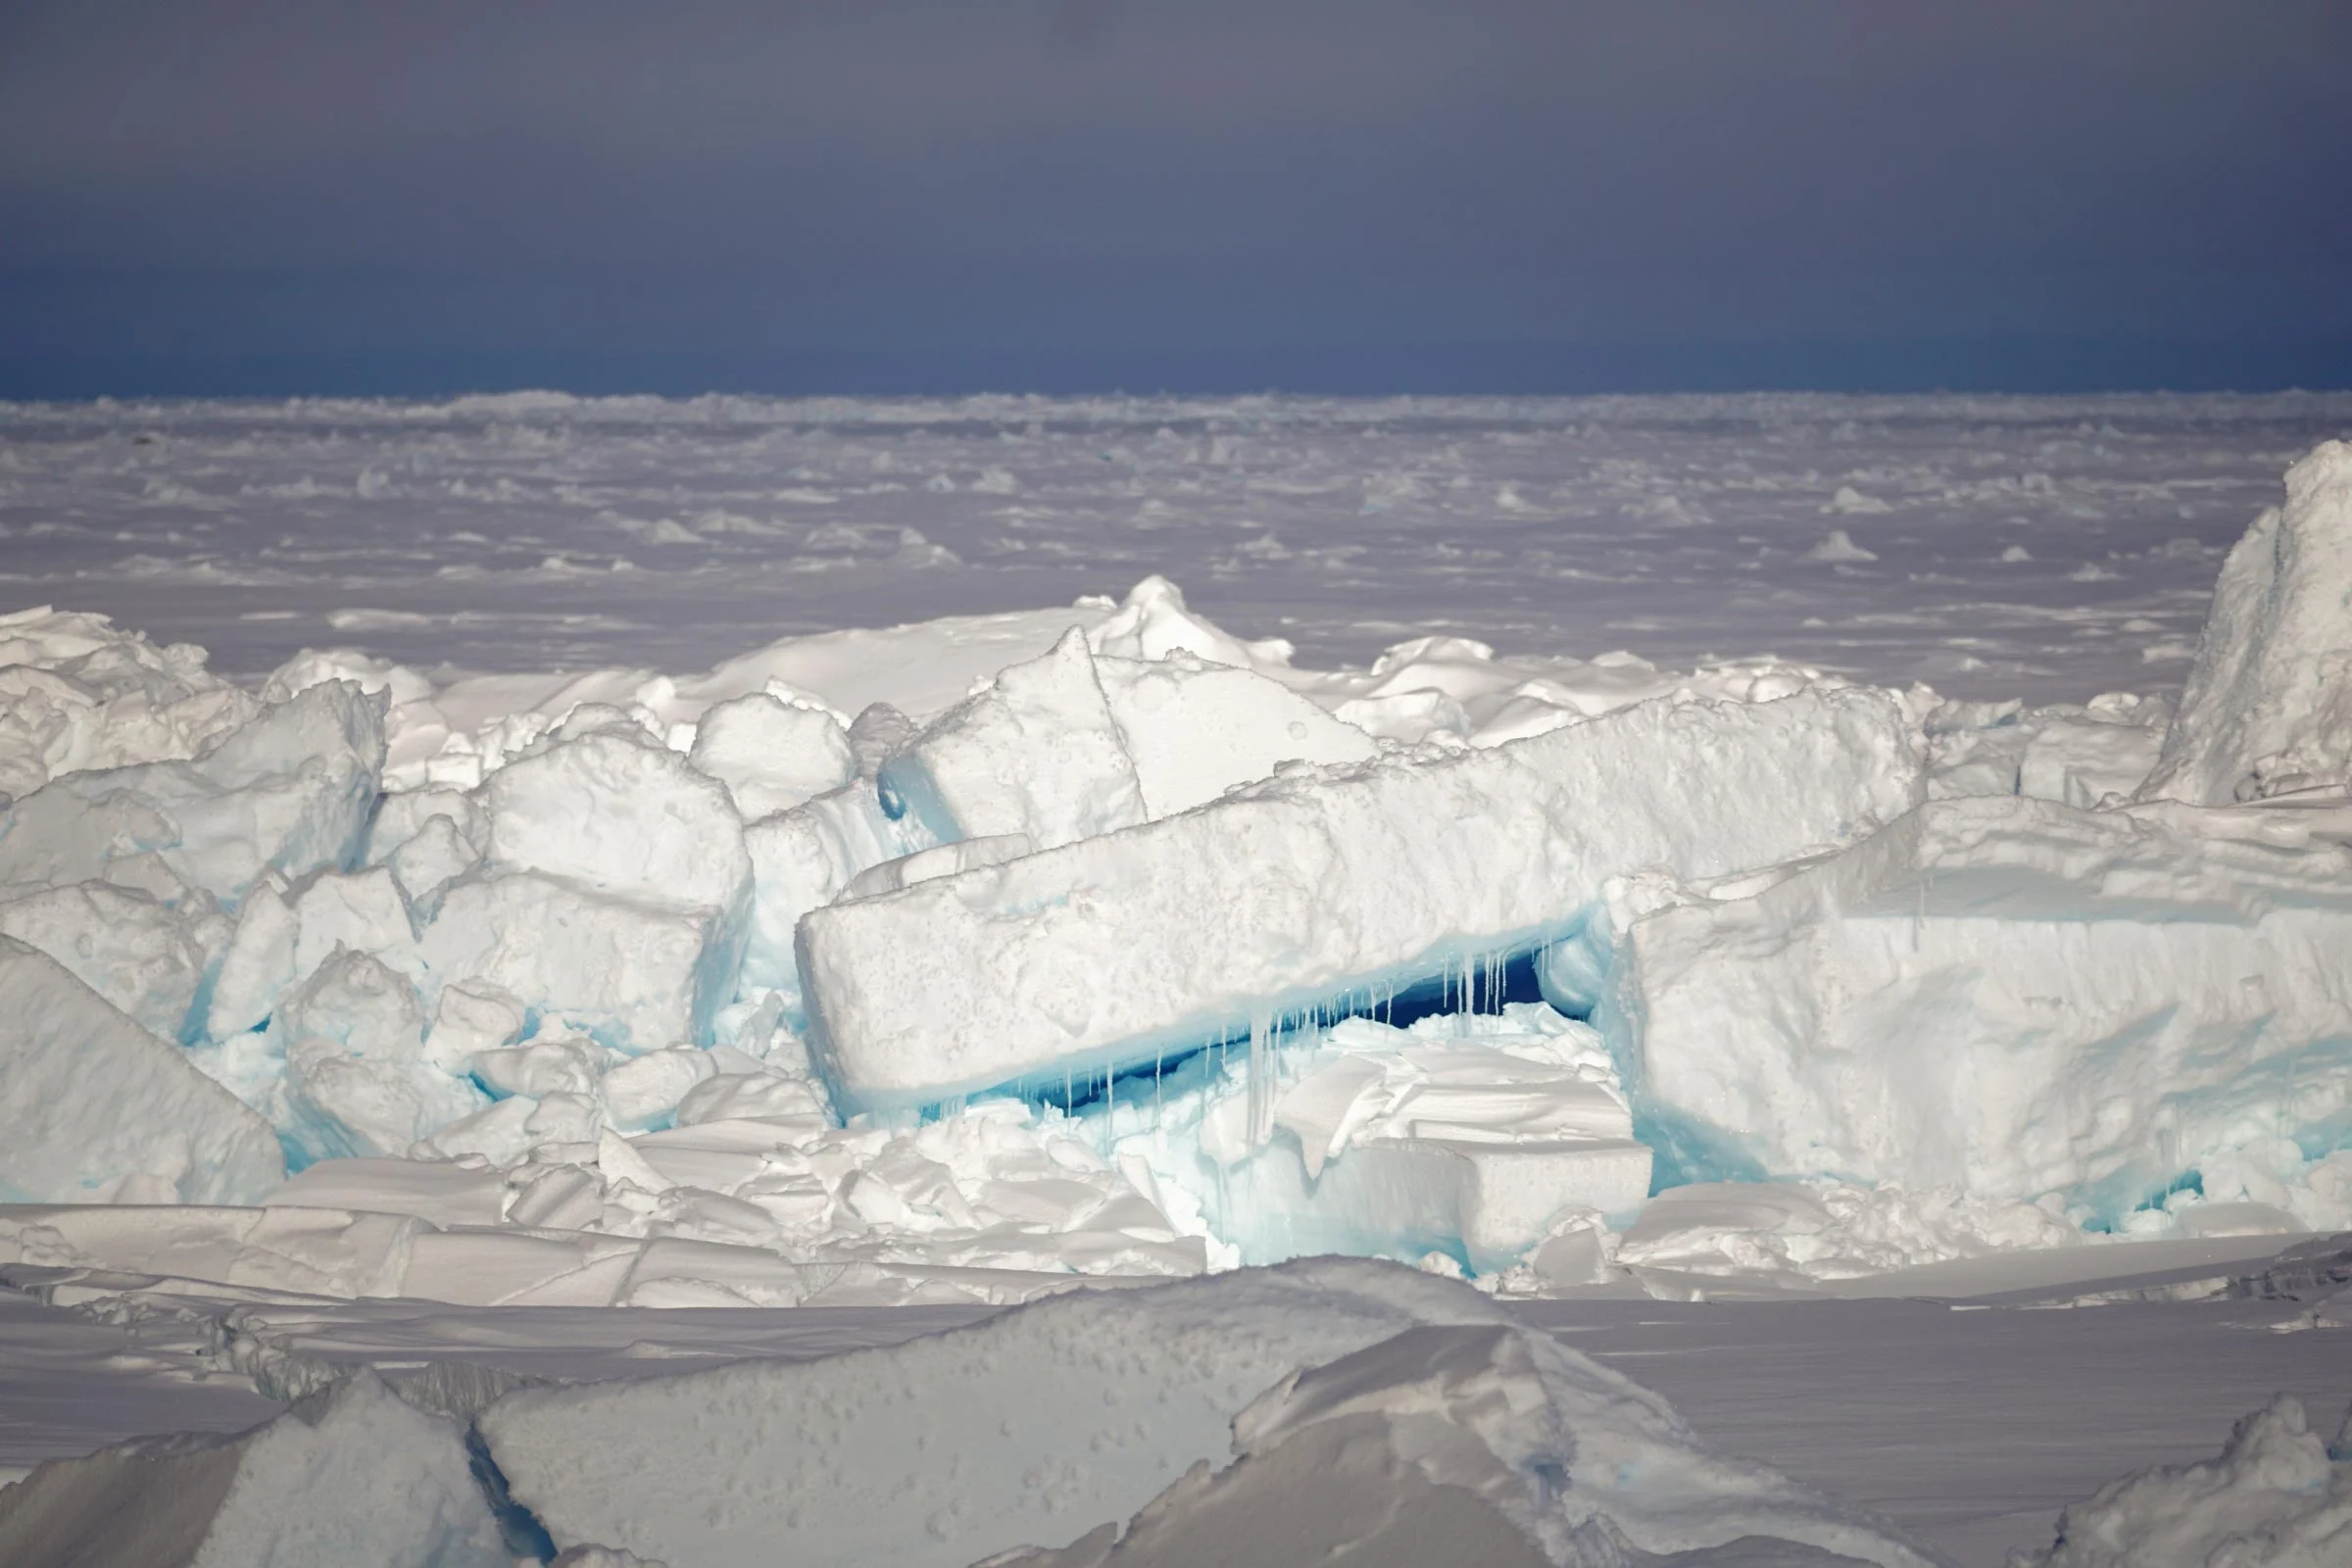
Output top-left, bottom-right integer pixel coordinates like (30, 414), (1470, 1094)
(2015, 1395), (2352, 1568)
(0, 936), (283, 1205)
(0, 679), (384, 905)
(0, 606), (257, 803)
(2142, 439), (2352, 806)
(804, 686), (1921, 1113)
(1606, 792), (2352, 1220)
(477, 1258), (1936, 1568)
(0, 1370), (508, 1568)
(685, 690), (855, 818)
(878, 627), (1149, 852)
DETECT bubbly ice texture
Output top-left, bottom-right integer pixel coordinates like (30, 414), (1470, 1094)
(1603, 792), (2352, 1221)
(0, 936), (283, 1205)
(2141, 439), (2352, 806)
(802, 685), (1923, 1114)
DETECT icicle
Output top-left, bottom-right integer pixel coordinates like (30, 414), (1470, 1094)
(1247, 1008), (1274, 1146)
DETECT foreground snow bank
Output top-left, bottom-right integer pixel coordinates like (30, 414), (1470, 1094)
(2015, 1395), (2352, 1568)
(479, 1257), (1936, 1568)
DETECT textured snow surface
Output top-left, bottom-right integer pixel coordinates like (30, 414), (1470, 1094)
(2015, 1395), (2352, 1568)
(0, 1368), (508, 1568)
(5, 392), (2346, 705)
(478, 1258), (1935, 1568)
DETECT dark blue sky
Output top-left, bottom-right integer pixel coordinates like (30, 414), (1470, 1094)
(4, 1), (2348, 396)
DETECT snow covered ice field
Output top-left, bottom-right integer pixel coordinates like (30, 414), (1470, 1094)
(2, 391), (2350, 1567)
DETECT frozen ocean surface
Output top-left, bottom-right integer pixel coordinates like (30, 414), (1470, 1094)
(3, 393), (2350, 1567)
(6, 391), (2350, 701)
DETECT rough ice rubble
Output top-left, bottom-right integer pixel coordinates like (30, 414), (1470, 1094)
(0, 606), (257, 804)
(1105, 1004), (1652, 1272)
(0, 1369), (509, 1568)
(0, 937), (283, 1205)
(804, 684), (1922, 1114)
(2014, 1395), (2352, 1568)
(1604, 789), (2352, 1225)
(0, 676), (384, 906)
(1, 434), (2346, 1301)
(478, 1258), (1936, 1568)
(2141, 439), (2352, 807)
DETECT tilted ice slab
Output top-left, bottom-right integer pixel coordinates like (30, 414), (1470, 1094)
(478, 1258), (1936, 1568)
(0, 936), (284, 1205)
(802, 687), (1922, 1114)
(0, 1370), (508, 1568)
(1608, 792), (2352, 1217)
(2142, 439), (2352, 806)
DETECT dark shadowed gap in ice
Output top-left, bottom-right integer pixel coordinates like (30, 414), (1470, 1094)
(466, 1424), (558, 1564)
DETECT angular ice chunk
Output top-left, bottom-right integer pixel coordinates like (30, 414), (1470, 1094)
(1095, 653), (1376, 818)
(482, 726), (750, 910)
(421, 871), (739, 1052)
(0, 935), (283, 1204)
(0, 878), (228, 1042)
(1610, 792), (2352, 1215)
(737, 781), (932, 1003)
(388, 812), (479, 915)
(276, 949), (485, 1161)
(0, 1371), (508, 1568)
(0, 606), (257, 800)
(877, 627), (1147, 852)
(2142, 440), (2352, 804)
(804, 688), (1921, 1113)
(687, 691), (855, 818)
(0, 679), (385, 903)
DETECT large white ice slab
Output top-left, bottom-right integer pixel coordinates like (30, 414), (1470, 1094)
(802, 687), (1922, 1113)
(1608, 792), (2352, 1216)
(0, 936), (284, 1204)
(2142, 439), (2352, 806)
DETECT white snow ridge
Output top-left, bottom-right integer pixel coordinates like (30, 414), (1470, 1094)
(0, 424), (2349, 1566)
